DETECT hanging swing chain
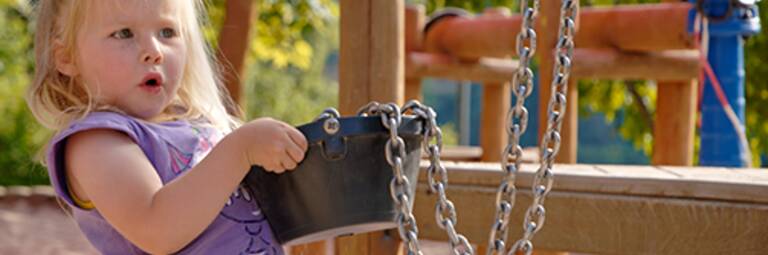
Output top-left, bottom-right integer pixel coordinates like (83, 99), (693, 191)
(403, 100), (474, 255)
(359, 100), (474, 255)
(486, 0), (539, 254)
(359, 102), (424, 255)
(508, 1), (577, 255)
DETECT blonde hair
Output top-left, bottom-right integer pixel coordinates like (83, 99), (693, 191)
(27, 0), (241, 132)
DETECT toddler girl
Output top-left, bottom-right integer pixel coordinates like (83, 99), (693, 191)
(26, 0), (307, 254)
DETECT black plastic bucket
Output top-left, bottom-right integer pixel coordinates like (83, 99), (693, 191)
(244, 116), (423, 245)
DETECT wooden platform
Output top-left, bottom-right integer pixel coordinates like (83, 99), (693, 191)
(435, 146), (539, 163)
(412, 162), (768, 255)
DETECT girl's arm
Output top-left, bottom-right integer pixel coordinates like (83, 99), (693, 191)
(65, 118), (307, 254)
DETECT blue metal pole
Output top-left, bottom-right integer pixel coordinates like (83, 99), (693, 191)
(688, 0), (760, 167)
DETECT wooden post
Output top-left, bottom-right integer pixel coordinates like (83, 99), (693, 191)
(479, 8), (513, 163)
(480, 82), (510, 162)
(217, 0), (254, 116)
(338, 0), (405, 254)
(537, 0), (578, 164)
(533, 1), (576, 254)
(405, 5), (425, 102)
(652, 81), (696, 166)
(652, 0), (696, 166)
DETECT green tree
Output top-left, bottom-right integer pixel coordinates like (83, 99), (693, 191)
(0, 0), (49, 185)
(745, 0), (768, 165)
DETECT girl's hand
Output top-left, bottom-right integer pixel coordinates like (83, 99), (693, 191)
(235, 117), (309, 173)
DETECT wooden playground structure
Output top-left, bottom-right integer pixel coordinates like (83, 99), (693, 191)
(268, 0), (768, 254)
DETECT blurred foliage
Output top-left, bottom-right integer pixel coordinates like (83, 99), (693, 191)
(204, 0), (339, 124)
(0, 0), (49, 185)
(205, 0), (337, 70)
(745, 0), (768, 166)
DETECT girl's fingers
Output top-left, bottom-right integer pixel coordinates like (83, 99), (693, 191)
(285, 138), (306, 164)
(280, 156), (298, 170)
(268, 157), (287, 173)
(285, 127), (309, 152)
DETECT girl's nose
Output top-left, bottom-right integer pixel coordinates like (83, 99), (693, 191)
(140, 38), (164, 65)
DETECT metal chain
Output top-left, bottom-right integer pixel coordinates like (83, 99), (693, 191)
(403, 100), (474, 255)
(508, 1), (577, 255)
(361, 102), (424, 255)
(486, 1), (539, 254)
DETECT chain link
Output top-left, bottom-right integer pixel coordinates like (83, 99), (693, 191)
(507, 1), (577, 255)
(362, 102), (424, 255)
(486, 1), (539, 254)
(403, 100), (474, 255)
(355, 2), (577, 254)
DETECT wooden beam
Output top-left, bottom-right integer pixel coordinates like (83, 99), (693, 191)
(412, 162), (768, 255)
(368, 0), (404, 106)
(538, 0), (578, 164)
(406, 52), (519, 83)
(480, 82), (510, 162)
(423, 3), (693, 60)
(651, 0), (697, 167)
(571, 49), (699, 80)
(289, 239), (333, 255)
(339, 0), (371, 115)
(405, 5), (425, 102)
(338, 0), (404, 254)
(652, 82), (697, 166)
(407, 49), (699, 84)
(217, 0), (254, 116)
(574, 3), (693, 51)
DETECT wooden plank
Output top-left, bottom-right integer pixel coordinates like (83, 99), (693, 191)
(338, 0), (371, 116)
(368, 0), (404, 106)
(405, 5), (424, 53)
(734, 169), (768, 182)
(480, 82), (510, 162)
(289, 239), (333, 255)
(408, 49), (697, 84)
(572, 49), (699, 80)
(368, 231), (404, 255)
(422, 3), (693, 60)
(406, 52), (519, 83)
(368, 1), (404, 253)
(334, 235), (368, 255)
(424, 146), (539, 163)
(650, 0), (697, 167)
(423, 13), (522, 60)
(404, 5), (425, 102)
(338, 0), (404, 254)
(216, 0), (254, 115)
(537, 0), (578, 164)
(574, 3), (693, 51)
(413, 183), (768, 255)
(405, 78), (423, 103)
(418, 162), (768, 204)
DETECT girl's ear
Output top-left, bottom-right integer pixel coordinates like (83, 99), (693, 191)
(53, 40), (78, 77)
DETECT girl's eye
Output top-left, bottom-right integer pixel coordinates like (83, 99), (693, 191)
(110, 28), (133, 39)
(159, 28), (177, 38)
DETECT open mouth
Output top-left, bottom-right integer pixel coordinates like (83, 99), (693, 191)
(144, 78), (160, 87)
(140, 73), (164, 89)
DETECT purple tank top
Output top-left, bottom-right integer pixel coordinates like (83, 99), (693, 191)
(46, 111), (284, 254)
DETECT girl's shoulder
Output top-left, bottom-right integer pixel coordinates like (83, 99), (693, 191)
(54, 111), (144, 143)
(54, 111), (204, 142)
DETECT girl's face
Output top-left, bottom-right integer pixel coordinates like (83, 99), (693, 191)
(65, 0), (187, 120)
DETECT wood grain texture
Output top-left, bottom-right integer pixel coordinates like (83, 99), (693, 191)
(412, 163), (768, 254)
